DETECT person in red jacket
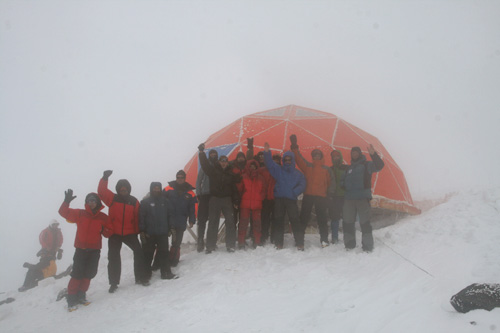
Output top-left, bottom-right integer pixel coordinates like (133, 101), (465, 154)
(98, 170), (149, 293)
(238, 160), (267, 249)
(18, 220), (64, 292)
(58, 190), (112, 311)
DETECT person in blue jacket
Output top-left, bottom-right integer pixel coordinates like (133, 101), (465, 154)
(164, 170), (197, 266)
(139, 182), (177, 280)
(263, 142), (306, 250)
(341, 144), (384, 252)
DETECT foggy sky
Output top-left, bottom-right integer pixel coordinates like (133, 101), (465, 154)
(1, 0), (499, 291)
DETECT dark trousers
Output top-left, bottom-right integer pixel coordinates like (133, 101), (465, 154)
(71, 248), (100, 279)
(274, 197), (301, 247)
(21, 256), (51, 290)
(300, 195), (329, 243)
(142, 234), (171, 278)
(170, 228), (185, 266)
(108, 234), (147, 285)
(328, 196), (344, 242)
(67, 248), (100, 302)
(206, 196), (236, 251)
(197, 194), (210, 249)
(261, 199), (275, 245)
(343, 199), (373, 251)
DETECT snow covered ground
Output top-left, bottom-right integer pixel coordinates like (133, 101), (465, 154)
(1, 187), (499, 333)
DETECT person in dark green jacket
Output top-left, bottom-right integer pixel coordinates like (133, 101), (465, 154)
(329, 149), (348, 243)
(341, 144), (384, 252)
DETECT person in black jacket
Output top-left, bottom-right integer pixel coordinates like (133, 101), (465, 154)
(198, 143), (241, 253)
(164, 170), (197, 266)
(139, 182), (177, 280)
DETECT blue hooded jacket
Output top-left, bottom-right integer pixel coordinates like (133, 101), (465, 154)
(264, 150), (306, 200)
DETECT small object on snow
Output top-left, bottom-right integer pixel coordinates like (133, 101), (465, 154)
(54, 264), (73, 280)
(56, 288), (68, 302)
(0, 297), (15, 306)
(450, 283), (500, 313)
(470, 321), (477, 325)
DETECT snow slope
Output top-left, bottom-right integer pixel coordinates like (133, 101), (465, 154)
(1, 188), (499, 333)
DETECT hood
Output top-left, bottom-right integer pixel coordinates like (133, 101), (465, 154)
(208, 149), (219, 163)
(245, 159), (260, 177)
(331, 149), (344, 167)
(282, 151), (296, 172)
(150, 181), (162, 194)
(115, 179), (132, 194)
(85, 192), (104, 213)
(311, 149), (325, 166)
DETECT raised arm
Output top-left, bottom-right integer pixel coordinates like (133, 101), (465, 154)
(367, 144), (384, 173)
(98, 170), (115, 207)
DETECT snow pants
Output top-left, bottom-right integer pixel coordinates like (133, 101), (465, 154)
(239, 208), (262, 246)
(261, 199), (275, 245)
(274, 197), (301, 248)
(170, 228), (185, 266)
(206, 196), (236, 251)
(328, 196), (344, 243)
(67, 248), (100, 301)
(342, 199), (373, 251)
(142, 234), (172, 279)
(300, 195), (329, 244)
(196, 194), (210, 251)
(108, 234), (148, 285)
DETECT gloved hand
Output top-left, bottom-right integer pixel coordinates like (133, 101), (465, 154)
(290, 134), (299, 150)
(198, 143), (205, 152)
(64, 189), (77, 203)
(103, 170), (113, 181)
(247, 137), (254, 149)
(57, 249), (63, 260)
(36, 249), (43, 257)
(23, 262), (33, 269)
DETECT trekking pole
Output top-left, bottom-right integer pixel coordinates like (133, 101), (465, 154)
(377, 237), (434, 278)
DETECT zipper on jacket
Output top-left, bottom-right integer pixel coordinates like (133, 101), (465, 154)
(122, 204), (126, 235)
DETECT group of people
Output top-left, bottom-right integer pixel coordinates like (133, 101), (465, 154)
(32, 134), (383, 311)
(57, 170), (195, 311)
(196, 135), (384, 254)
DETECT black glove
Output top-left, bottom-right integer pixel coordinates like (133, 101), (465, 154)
(198, 143), (205, 152)
(103, 170), (113, 181)
(290, 134), (298, 150)
(247, 137), (254, 149)
(23, 262), (33, 269)
(64, 189), (76, 203)
(57, 249), (63, 260)
(36, 249), (43, 257)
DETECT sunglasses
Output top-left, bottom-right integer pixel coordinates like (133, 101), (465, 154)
(176, 176), (186, 179)
(87, 198), (97, 203)
(219, 159), (228, 162)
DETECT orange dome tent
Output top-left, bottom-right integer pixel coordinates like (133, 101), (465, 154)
(184, 105), (420, 216)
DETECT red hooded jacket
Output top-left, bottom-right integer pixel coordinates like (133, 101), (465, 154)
(58, 197), (112, 250)
(240, 160), (267, 210)
(39, 227), (63, 253)
(98, 178), (140, 236)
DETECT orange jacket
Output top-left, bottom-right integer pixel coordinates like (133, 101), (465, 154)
(292, 148), (334, 197)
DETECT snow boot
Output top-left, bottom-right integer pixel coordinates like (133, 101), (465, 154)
(67, 294), (78, 312)
(161, 272), (178, 280)
(77, 291), (90, 306)
(108, 284), (118, 293)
